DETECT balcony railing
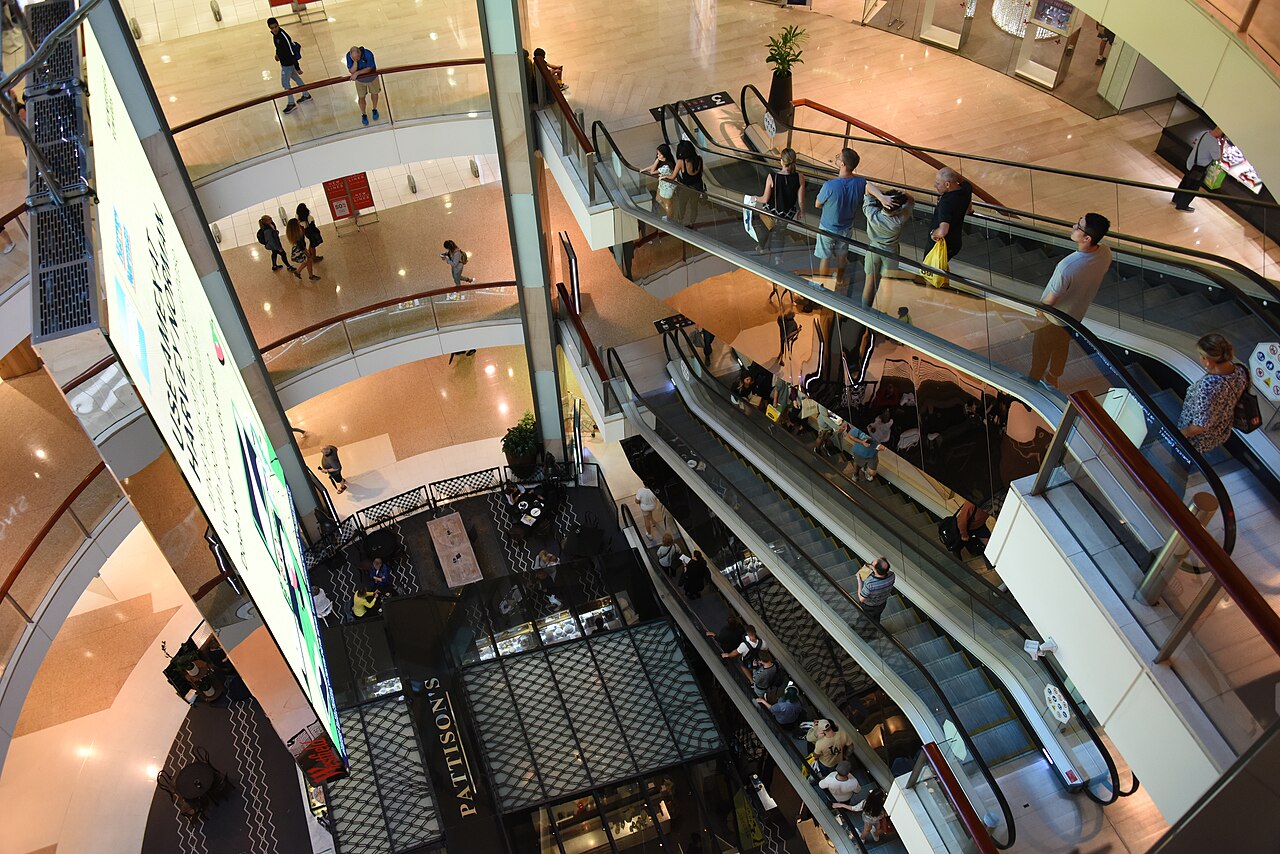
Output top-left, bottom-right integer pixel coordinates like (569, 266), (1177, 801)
(170, 59), (489, 182)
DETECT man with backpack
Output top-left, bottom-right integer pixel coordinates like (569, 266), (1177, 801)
(268, 18), (311, 114)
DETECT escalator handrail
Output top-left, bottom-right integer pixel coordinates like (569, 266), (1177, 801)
(591, 116), (1239, 559)
(740, 84), (1280, 213)
(619, 502), (875, 854)
(681, 94), (1280, 314)
(668, 326), (1139, 805)
(605, 345), (1020, 848)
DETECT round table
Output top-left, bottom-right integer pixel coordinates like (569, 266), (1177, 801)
(175, 761), (218, 802)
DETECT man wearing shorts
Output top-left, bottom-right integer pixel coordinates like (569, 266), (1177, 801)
(814, 148), (866, 288)
(347, 46), (381, 126)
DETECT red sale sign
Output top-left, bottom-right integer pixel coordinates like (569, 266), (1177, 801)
(322, 173), (373, 221)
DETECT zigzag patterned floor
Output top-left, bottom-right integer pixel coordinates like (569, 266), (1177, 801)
(141, 698), (310, 854)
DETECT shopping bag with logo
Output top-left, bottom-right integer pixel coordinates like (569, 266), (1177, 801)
(743, 196), (758, 242)
(922, 239), (949, 288)
(1202, 161), (1227, 191)
(766, 404), (782, 422)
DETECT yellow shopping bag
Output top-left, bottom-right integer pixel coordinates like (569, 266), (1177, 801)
(922, 239), (949, 288)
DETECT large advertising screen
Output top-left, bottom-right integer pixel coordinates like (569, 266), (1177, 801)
(84, 23), (343, 758)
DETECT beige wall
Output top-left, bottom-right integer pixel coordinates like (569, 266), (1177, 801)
(1083, 0), (1280, 185)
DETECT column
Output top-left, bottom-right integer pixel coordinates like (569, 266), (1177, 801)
(475, 0), (565, 453)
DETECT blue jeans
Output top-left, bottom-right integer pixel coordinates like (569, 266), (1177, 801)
(281, 64), (304, 106)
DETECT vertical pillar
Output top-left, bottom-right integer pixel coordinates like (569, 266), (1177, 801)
(475, 0), (565, 454)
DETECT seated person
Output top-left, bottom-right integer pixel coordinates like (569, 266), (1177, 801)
(503, 482), (522, 506)
(532, 48), (567, 90)
(352, 585), (381, 619)
(368, 557), (395, 595)
(534, 548), (560, 574)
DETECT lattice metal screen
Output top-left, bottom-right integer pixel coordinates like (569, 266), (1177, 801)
(32, 200), (96, 342)
(430, 468), (501, 503)
(461, 621), (722, 812)
(327, 695), (443, 854)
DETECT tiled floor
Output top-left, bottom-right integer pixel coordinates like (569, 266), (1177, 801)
(211, 154), (502, 249)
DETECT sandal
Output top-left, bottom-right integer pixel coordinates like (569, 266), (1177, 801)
(309, 275), (321, 281)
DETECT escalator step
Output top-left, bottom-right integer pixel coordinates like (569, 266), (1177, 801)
(953, 692), (1016, 736)
(896, 622), (942, 649)
(937, 669), (1000, 705)
(909, 636), (955, 665)
(969, 719), (1036, 767)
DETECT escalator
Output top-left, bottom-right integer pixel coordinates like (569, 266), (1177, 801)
(591, 115), (1252, 570)
(662, 89), (1280, 488)
(609, 347), (1064, 849)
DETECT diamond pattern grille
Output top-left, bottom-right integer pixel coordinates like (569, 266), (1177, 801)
(462, 623), (722, 812)
(431, 468), (502, 503)
(359, 487), (431, 530)
(328, 696), (442, 854)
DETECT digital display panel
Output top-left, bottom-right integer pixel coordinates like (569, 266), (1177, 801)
(84, 23), (342, 756)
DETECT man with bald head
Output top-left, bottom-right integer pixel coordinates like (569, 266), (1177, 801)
(929, 167), (973, 260)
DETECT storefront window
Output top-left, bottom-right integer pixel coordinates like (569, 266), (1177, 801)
(542, 794), (612, 854)
(600, 781), (668, 854)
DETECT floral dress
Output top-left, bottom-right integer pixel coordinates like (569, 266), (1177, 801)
(1177, 365), (1246, 454)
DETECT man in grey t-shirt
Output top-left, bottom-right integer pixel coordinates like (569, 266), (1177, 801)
(1030, 212), (1112, 388)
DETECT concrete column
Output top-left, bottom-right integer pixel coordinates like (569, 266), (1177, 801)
(475, 0), (565, 454)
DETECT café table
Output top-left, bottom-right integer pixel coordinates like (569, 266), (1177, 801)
(514, 493), (547, 529)
(175, 760), (219, 806)
(427, 511), (482, 588)
(363, 527), (399, 560)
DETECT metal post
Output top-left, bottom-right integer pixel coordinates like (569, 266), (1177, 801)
(582, 150), (596, 203)
(1138, 492), (1218, 605)
(1154, 576), (1221, 663)
(907, 748), (930, 788)
(1031, 401), (1078, 495)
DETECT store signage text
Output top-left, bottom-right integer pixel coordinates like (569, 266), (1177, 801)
(425, 678), (479, 818)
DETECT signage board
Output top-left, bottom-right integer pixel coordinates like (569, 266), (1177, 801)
(1031, 0), (1074, 35)
(85, 22), (343, 759)
(1250, 342), (1280, 402)
(649, 92), (733, 122)
(323, 172), (375, 221)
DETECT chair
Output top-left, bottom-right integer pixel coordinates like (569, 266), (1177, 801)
(157, 770), (204, 821)
(313, 586), (337, 627)
(192, 747), (233, 803)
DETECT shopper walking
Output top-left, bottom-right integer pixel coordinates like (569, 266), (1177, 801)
(1178, 333), (1248, 454)
(859, 788), (890, 843)
(641, 143), (678, 220)
(749, 650), (783, 698)
(814, 148), (865, 287)
(806, 719), (853, 773)
(856, 557), (896, 623)
(441, 240), (477, 286)
(706, 613), (746, 654)
(256, 215), (294, 272)
(346, 45), (381, 126)
(749, 147), (806, 256)
(929, 168), (973, 260)
(722, 624), (765, 675)
(296, 203), (324, 262)
(318, 444), (347, 492)
(286, 218), (320, 280)
(1173, 127), (1224, 212)
(1029, 212), (1112, 388)
(267, 18), (311, 114)
(635, 483), (659, 536)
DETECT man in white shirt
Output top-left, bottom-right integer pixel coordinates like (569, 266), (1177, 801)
(1172, 127), (1223, 212)
(635, 484), (658, 535)
(819, 762), (863, 807)
(1030, 212), (1112, 389)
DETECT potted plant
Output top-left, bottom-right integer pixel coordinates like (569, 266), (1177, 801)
(502, 410), (540, 477)
(765, 24), (807, 128)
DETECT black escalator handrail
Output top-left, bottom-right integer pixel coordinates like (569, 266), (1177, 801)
(739, 83), (1280, 213)
(591, 115), (1238, 558)
(673, 98), (1280, 315)
(618, 502), (875, 853)
(606, 346), (1020, 849)
(668, 327), (1140, 805)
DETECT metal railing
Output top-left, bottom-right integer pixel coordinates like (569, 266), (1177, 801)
(532, 55), (598, 204)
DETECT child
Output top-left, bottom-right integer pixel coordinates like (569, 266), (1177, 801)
(897, 306), (913, 326)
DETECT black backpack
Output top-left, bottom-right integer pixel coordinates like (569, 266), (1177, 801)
(740, 637), (763, 669)
(1233, 364), (1261, 434)
(938, 510), (962, 551)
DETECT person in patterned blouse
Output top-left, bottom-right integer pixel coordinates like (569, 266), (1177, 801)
(1178, 333), (1247, 454)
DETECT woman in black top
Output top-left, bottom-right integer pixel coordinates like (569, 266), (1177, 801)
(296, 203), (325, 262)
(669, 139), (706, 225)
(751, 147), (806, 254)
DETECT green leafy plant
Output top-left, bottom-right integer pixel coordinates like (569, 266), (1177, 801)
(765, 25), (808, 77)
(501, 410), (539, 458)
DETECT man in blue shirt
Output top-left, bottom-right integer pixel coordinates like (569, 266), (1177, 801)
(814, 148), (866, 287)
(346, 45), (381, 126)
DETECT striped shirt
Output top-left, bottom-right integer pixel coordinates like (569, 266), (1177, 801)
(859, 570), (896, 607)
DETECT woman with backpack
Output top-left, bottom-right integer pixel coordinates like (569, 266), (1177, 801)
(442, 240), (477, 286)
(1178, 333), (1249, 454)
(256, 215), (294, 272)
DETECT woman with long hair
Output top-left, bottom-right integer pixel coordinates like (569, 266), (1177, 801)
(296, 202), (324, 263)
(669, 139), (705, 225)
(286, 218), (319, 280)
